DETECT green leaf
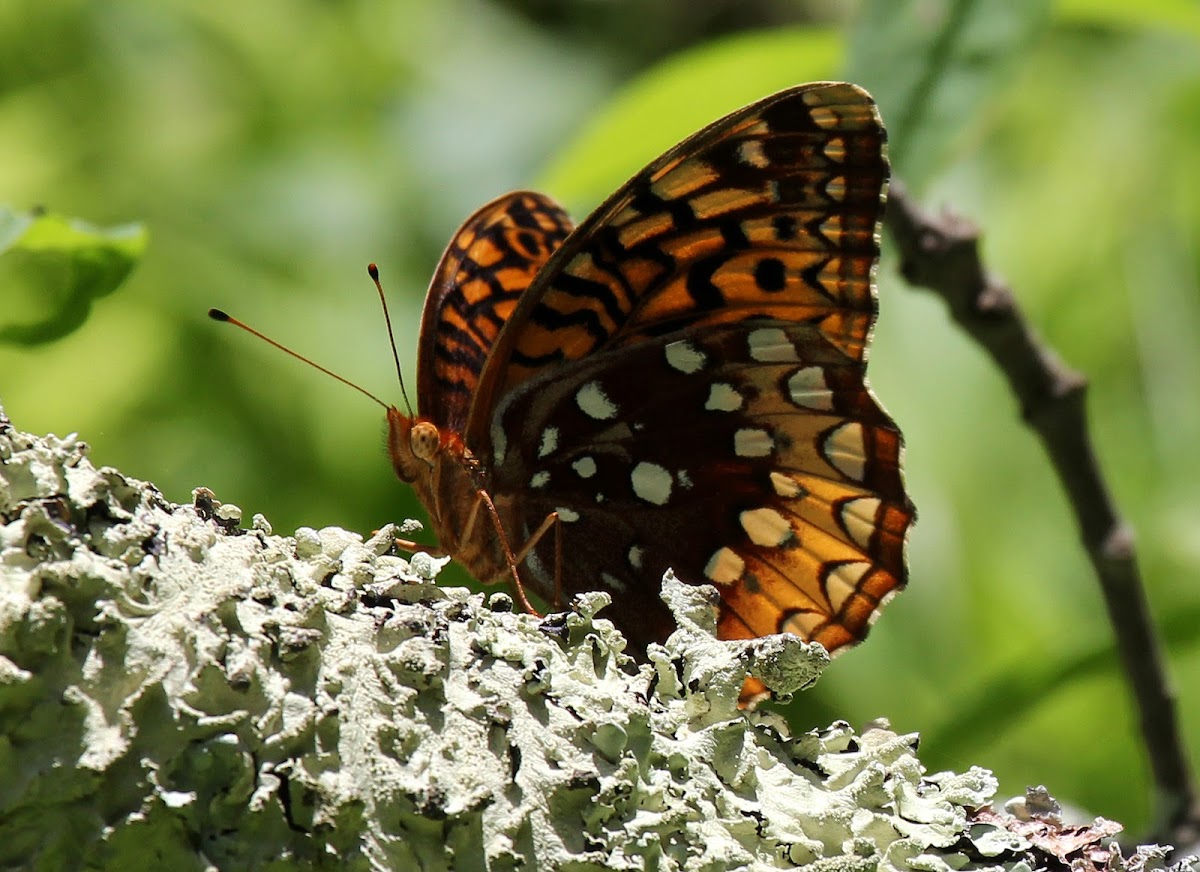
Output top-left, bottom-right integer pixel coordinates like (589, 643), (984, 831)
(536, 27), (840, 211)
(846, 0), (1054, 187)
(1056, 0), (1200, 39)
(0, 207), (148, 346)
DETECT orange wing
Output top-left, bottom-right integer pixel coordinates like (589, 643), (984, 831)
(417, 192), (573, 435)
(414, 83), (912, 682)
(470, 84), (912, 661)
(468, 83), (886, 449)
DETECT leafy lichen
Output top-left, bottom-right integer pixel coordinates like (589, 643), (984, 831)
(0, 405), (1191, 871)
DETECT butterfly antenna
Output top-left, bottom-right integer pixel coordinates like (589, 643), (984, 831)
(368, 263), (415, 417)
(208, 308), (390, 411)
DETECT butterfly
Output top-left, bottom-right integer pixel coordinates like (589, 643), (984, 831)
(385, 81), (914, 690)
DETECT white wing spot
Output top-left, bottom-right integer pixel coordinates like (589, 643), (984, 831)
(823, 422), (867, 481)
(631, 462), (672, 506)
(826, 562), (870, 613)
(705, 383), (743, 412)
(576, 381), (617, 420)
(531, 471), (550, 489)
(572, 456), (597, 479)
(601, 571), (627, 593)
(841, 498), (881, 550)
(595, 493), (606, 504)
(748, 327), (798, 362)
(676, 469), (693, 489)
(525, 549), (549, 586)
(740, 507), (794, 547)
(556, 507), (580, 523)
(805, 102), (839, 128)
(491, 422), (508, 466)
(770, 471), (803, 499)
(538, 426), (559, 458)
(822, 135), (847, 162)
(782, 611), (824, 638)
(737, 140), (769, 168)
(665, 340), (707, 374)
(704, 547), (744, 585)
(735, 428), (773, 458)
(787, 367), (834, 410)
(627, 545), (644, 570)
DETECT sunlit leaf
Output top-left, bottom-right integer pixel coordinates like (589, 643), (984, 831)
(537, 27), (840, 210)
(846, 0), (1053, 187)
(0, 207), (147, 346)
(1057, 0), (1200, 39)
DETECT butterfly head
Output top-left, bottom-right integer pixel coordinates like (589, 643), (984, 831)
(385, 407), (441, 483)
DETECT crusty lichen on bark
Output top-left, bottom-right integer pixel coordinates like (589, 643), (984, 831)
(0, 404), (1191, 871)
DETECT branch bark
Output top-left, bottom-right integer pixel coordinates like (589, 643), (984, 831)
(885, 182), (1199, 849)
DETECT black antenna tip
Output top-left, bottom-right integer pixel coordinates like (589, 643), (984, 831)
(208, 308), (230, 321)
(368, 263), (380, 280)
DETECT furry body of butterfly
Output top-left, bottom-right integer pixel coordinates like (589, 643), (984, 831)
(385, 82), (914, 692)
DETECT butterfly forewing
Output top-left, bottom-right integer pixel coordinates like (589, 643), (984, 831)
(414, 82), (912, 672)
(418, 192), (573, 434)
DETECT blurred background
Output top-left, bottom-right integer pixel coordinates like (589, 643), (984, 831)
(2, 0), (1198, 835)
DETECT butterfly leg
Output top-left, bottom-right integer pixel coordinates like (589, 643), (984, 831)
(468, 488), (546, 619)
(385, 522), (448, 559)
(510, 511), (564, 609)
(390, 536), (449, 558)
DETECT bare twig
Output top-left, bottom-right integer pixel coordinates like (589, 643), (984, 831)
(885, 181), (1199, 848)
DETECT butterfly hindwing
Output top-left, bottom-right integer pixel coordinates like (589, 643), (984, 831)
(488, 319), (910, 654)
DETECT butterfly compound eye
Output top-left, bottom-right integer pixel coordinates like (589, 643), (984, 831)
(409, 421), (441, 462)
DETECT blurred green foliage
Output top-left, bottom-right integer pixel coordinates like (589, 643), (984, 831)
(2, 0), (1198, 836)
(1, 207), (146, 344)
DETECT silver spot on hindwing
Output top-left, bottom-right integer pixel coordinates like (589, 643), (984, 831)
(840, 497), (881, 549)
(770, 471), (803, 499)
(787, 367), (834, 410)
(576, 381), (617, 420)
(538, 426), (559, 458)
(823, 422), (866, 481)
(704, 547), (744, 585)
(572, 456), (597, 478)
(826, 562), (870, 612)
(739, 507), (795, 547)
(734, 428), (773, 458)
(601, 571), (627, 592)
(631, 462), (672, 506)
(705, 383), (743, 412)
(491, 421), (508, 466)
(748, 327), (798, 362)
(664, 339), (707, 374)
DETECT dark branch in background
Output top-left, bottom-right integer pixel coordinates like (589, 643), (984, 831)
(884, 181), (1199, 850)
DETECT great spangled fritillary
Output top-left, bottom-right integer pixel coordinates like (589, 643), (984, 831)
(386, 82), (914, 683)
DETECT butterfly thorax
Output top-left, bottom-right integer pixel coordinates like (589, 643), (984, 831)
(386, 406), (509, 585)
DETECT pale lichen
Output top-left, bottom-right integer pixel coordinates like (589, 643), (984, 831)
(0, 405), (1192, 872)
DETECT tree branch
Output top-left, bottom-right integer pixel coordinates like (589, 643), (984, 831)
(885, 181), (1199, 848)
